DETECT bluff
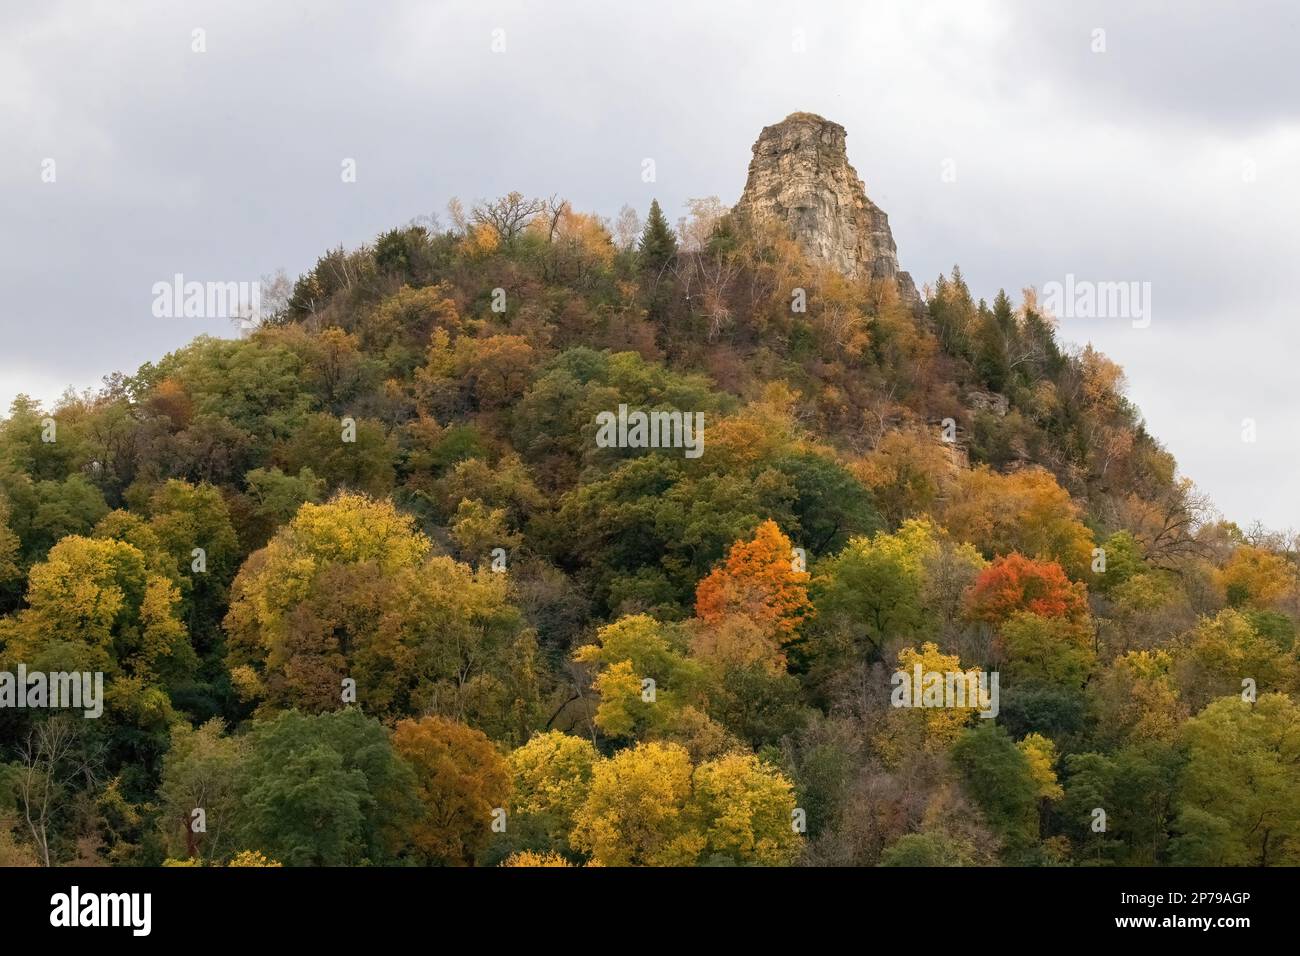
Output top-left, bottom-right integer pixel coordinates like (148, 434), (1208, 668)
(733, 112), (919, 306)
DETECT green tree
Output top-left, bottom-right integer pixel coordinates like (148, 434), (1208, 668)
(234, 709), (418, 866)
(1170, 694), (1300, 866)
(949, 722), (1041, 860)
(638, 199), (678, 272)
(157, 719), (245, 862)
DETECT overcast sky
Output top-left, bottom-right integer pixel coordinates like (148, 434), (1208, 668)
(3, 0), (1298, 529)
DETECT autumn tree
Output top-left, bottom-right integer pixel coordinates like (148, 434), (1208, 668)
(695, 520), (812, 643)
(691, 752), (801, 865)
(391, 715), (511, 866)
(939, 466), (1095, 577)
(965, 553), (1088, 625)
(573, 614), (703, 740)
(507, 731), (599, 855)
(225, 493), (540, 738)
(874, 642), (987, 763)
(1218, 544), (1296, 609)
(571, 741), (703, 866)
(0, 535), (195, 704)
(1088, 649), (1186, 747)
(1173, 609), (1299, 711)
(471, 191), (546, 247)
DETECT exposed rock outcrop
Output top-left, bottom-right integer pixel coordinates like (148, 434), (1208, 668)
(734, 112), (919, 307)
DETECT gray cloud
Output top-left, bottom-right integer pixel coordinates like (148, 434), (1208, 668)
(2, 0), (1297, 528)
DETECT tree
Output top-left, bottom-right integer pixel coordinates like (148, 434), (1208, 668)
(695, 520), (812, 643)
(949, 722), (1041, 860)
(507, 731), (599, 853)
(1, 535), (195, 695)
(1061, 743), (1180, 865)
(227, 849), (282, 867)
(227, 494), (537, 737)
(240, 466), (325, 547)
(1017, 732), (1064, 801)
(703, 655), (809, 749)
(14, 717), (97, 867)
(0, 493), (20, 588)
(853, 429), (956, 528)
(470, 192), (546, 247)
(998, 611), (1095, 690)
(1089, 649), (1186, 747)
(940, 466), (1095, 577)
(500, 850), (574, 867)
(1170, 694), (1300, 866)
(874, 642), (985, 762)
(613, 204), (642, 251)
(157, 719), (244, 862)
(771, 451), (881, 555)
(637, 199), (678, 273)
(879, 832), (965, 867)
(1218, 545), (1295, 608)
(275, 412), (396, 497)
(973, 306), (1010, 391)
(806, 520), (941, 660)
(146, 479), (241, 635)
(691, 753), (801, 865)
(234, 709), (417, 866)
(570, 741), (703, 866)
(573, 614), (702, 740)
(965, 553), (1088, 625)
(1174, 609), (1299, 711)
(391, 715), (511, 866)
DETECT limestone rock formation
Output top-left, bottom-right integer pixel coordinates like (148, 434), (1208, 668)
(733, 112), (919, 306)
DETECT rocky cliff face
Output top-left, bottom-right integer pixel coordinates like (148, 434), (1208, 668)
(733, 112), (919, 306)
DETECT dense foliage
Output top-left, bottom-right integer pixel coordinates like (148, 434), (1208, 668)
(2, 195), (1296, 867)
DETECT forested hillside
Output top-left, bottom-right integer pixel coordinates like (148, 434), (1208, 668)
(2, 192), (1297, 867)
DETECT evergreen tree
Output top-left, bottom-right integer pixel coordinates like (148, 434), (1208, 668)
(974, 302), (1010, 391)
(637, 199), (678, 272)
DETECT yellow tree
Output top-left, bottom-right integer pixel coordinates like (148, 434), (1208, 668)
(939, 466), (1095, 578)
(1174, 609), (1300, 711)
(224, 493), (537, 736)
(875, 642), (987, 763)
(573, 614), (702, 740)
(1089, 649), (1186, 746)
(508, 731), (599, 848)
(1218, 545), (1296, 608)
(1017, 733), (1064, 801)
(391, 715), (511, 866)
(571, 741), (704, 866)
(0, 535), (193, 697)
(690, 753), (801, 865)
(500, 850), (573, 867)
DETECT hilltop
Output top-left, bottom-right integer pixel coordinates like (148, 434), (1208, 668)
(0, 115), (1297, 869)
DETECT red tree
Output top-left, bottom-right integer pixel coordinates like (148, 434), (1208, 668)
(964, 552), (1087, 625)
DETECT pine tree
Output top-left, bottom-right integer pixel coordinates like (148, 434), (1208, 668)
(637, 199), (678, 272)
(975, 303), (1010, 391)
